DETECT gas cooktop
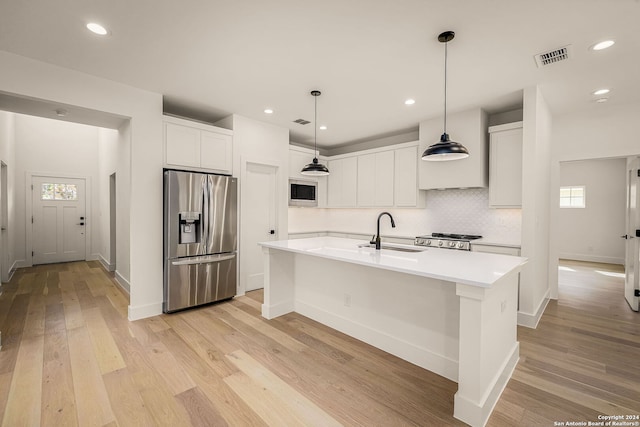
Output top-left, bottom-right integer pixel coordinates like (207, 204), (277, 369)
(414, 233), (482, 251)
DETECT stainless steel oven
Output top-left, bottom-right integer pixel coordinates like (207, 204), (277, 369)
(289, 179), (318, 207)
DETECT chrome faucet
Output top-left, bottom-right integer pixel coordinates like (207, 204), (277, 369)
(370, 212), (396, 250)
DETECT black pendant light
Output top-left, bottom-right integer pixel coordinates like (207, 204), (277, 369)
(301, 90), (330, 176)
(422, 31), (469, 161)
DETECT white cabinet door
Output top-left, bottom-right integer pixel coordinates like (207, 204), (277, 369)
(289, 149), (312, 178)
(489, 122), (523, 208)
(394, 146), (418, 207)
(200, 130), (232, 174)
(357, 151), (393, 207)
(375, 151), (394, 206)
(328, 157), (357, 207)
(342, 157), (358, 207)
(357, 153), (376, 206)
(165, 123), (200, 168)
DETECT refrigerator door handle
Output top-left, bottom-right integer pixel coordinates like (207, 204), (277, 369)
(171, 253), (236, 266)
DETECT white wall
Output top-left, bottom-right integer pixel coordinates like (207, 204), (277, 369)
(0, 111), (16, 283)
(0, 51), (163, 320)
(13, 114), (100, 265)
(289, 188), (521, 243)
(225, 114), (289, 295)
(549, 101), (640, 299)
(558, 159), (626, 264)
(518, 86), (552, 327)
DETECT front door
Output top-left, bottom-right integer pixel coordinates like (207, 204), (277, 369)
(624, 157), (639, 311)
(32, 176), (87, 265)
(243, 162), (278, 292)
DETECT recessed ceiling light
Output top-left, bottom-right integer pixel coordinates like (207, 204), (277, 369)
(590, 40), (615, 51)
(404, 99), (416, 105)
(86, 22), (108, 35)
(319, 125), (327, 130)
(595, 98), (609, 103)
(593, 89), (610, 96)
(264, 109), (273, 114)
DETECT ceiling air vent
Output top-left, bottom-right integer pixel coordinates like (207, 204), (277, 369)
(293, 118), (311, 125)
(534, 45), (572, 68)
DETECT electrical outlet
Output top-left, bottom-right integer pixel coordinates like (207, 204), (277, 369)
(344, 294), (351, 307)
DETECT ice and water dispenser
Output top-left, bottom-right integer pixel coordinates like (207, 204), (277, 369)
(178, 211), (201, 244)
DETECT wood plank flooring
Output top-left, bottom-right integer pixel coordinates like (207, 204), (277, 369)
(0, 260), (638, 426)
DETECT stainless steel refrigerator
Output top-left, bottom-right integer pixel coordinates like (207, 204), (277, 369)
(163, 169), (237, 313)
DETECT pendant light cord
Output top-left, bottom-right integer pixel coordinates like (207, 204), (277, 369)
(443, 40), (448, 135)
(314, 95), (318, 157)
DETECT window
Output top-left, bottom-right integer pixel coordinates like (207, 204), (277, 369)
(560, 186), (585, 208)
(41, 183), (78, 201)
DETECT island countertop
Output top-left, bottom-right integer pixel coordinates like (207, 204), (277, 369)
(259, 236), (527, 288)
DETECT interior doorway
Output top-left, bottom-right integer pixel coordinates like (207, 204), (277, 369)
(109, 172), (117, 271)
(242, 161), (278, 292)
(624, 157), (639, 311)
(1, 162), (7, 283)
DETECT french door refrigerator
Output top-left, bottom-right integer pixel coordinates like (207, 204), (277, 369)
(163, 169), (237, 313)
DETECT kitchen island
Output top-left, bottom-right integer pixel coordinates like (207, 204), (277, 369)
(259, 236), (527, 427)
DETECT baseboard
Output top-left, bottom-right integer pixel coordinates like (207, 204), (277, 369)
(7, 260), (18, 282)
(295, 300), (459, 382)
(517, 290), (550, 329)
(114, 270), (130, 294)
(454, 342), (519, 427)
(559, 253), (624, 265)
(98, 255), (116, 272)
(128, 301), (162, 321)
(262, 300), (295, 319)
(87, 253), (99, 262)
(15, 259), (29, 268)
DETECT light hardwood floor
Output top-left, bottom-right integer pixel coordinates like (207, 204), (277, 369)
(0, 260), (638, 426)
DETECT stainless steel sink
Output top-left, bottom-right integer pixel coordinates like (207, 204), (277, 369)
(357, 243), (424, 253)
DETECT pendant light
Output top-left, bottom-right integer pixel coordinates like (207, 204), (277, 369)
(301, 90), (330, 176)
(422, 31), (469, 161)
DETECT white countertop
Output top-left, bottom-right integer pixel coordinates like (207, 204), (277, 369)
(259, 237), (527, 288)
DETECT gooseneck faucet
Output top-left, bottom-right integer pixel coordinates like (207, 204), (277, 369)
(370, 212), (396, 250)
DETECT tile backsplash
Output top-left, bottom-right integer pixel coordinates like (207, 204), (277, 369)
(288, 188), (521, 243)
(424, 188), (521, 242)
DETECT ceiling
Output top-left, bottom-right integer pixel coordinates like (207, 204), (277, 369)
(0, 0), (638, 149)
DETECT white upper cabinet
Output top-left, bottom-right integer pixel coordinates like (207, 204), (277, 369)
(394, 145), (425, 207)
(418, 108), (488, 189)
(164, 115), (233, 174)
(327, 157), (358, 207)
(357, 151), (394, 207)
(488, 122), (523, 208)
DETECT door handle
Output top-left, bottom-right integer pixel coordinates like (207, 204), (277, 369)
(621, 234), (634, 239)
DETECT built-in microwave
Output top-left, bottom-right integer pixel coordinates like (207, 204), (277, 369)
(289, 179), (318, 207)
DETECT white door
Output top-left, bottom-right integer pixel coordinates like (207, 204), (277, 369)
(32, 176), (87, 265)
(624, 157), (639, 311)
(243, 162), (278, 292)
(1, 162), (8, 282)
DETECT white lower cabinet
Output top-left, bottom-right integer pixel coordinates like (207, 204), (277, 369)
(164, 116), (233, 175)
(471, 244), (520, 256)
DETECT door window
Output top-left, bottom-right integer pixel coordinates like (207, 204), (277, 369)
(41, 183), (78, 200)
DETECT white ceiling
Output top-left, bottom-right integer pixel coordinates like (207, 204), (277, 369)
(1, 0), (638, 148)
